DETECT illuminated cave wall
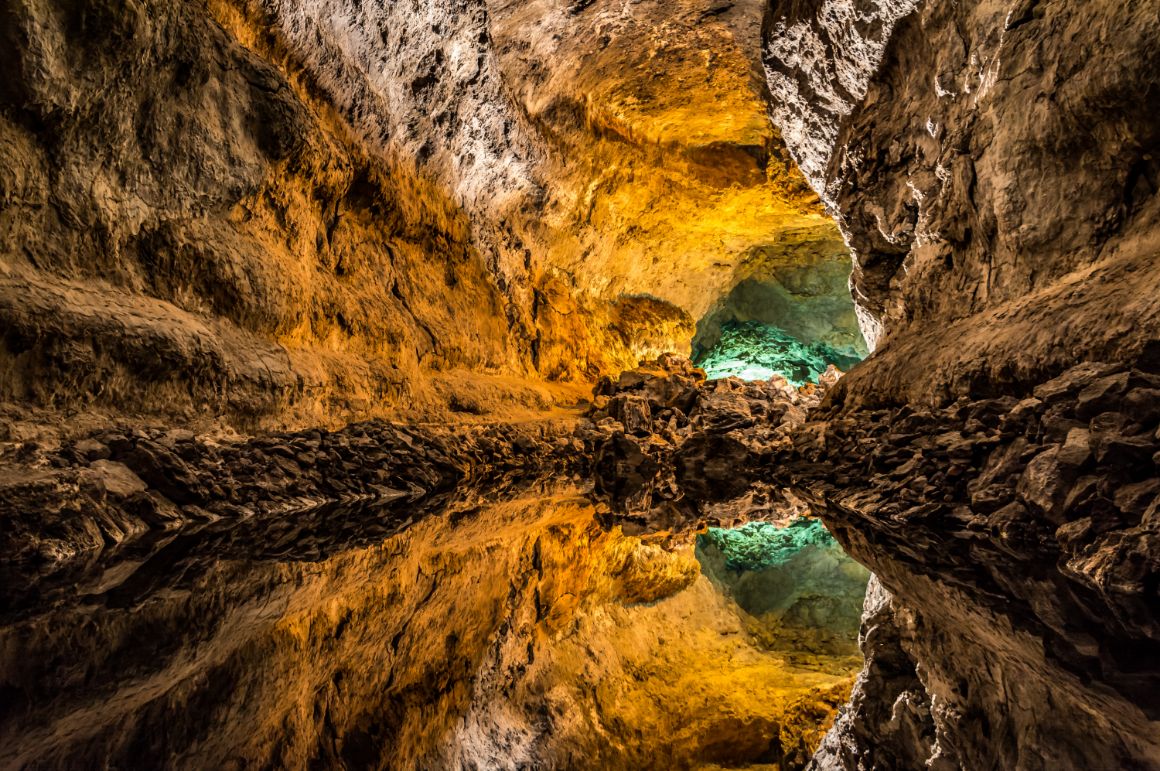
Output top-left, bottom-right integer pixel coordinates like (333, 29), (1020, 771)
(0, 0), (867, 431)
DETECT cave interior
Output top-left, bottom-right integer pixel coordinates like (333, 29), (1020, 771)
(1, 0), (1159, 769)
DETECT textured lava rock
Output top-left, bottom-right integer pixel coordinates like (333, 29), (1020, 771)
(807, 577), (937, 771)
(0, 0), (848, 431)
(587, 354), (843, 526)
(785, 364), (1160, 769)
(762, 1), (1160, 767)
(767, 0), (1160, 396)
(3, 0), (1160, 768)
(0, 416), (590, 578)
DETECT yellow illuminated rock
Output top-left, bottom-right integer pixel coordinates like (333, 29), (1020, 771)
(0, 0), (851, 430)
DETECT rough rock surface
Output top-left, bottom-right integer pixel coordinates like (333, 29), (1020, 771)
(763, 0), (921, 204)
(807, 576), (936, 771)
(3, 0), (1160, 768)
(578, 357), (1160, 768)
(0, 0), (851, 432)
(5, 348), (1159, 769)
(793, 362), (1160, 769)
(585, 353), (842, 527)
(758, 1), (1160, 768)
(0, 355), (873, 769)
(0, 416), (587, 578)
(766, 0), (1160, 382)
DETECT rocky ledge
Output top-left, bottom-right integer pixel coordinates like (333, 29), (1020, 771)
(5, 352), (1158, 768)
(1, 353), (837, 577)
(587, 352), (841, 529)
(0, 417), (590, 577)
(572, 353), (1160, 768)
(587, 353), (1160, 768)
(798, 359), (1160, 769)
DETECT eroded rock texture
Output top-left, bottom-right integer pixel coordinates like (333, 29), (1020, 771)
(761, 0), (1160, 768)
(807, 576), (936, 771)
(798, 363), (1160, 769)
(0, 348), (878, 769)
(573, 354), (1160, 768)
(3, 0), (1160, 768)
(0, 0), (537, 426)
(0, 0), (853, 433)
(767, 0), (1160, 371)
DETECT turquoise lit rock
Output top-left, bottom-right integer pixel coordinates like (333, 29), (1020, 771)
(699, 519), (837, 572)
(693, 320), (864, 386)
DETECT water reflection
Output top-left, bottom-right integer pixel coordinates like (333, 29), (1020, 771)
(698, 521), (870, 665)
(1, 481), (865, 770)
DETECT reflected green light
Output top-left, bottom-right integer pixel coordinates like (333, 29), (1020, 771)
(696, 518), (870, 659)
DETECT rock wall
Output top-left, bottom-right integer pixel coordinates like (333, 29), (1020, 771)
(796, 363), (1160, 769)
(762, 0), (1160, 768)
(763, 0), (921, 206)
(5, 0), (1159, 767)
(571, 354), (1160, 768)
(487, 0), (842, 326)
(807, 577), (936, 771)
(0, 0), (544, 429)
(766, 0), (1160, 378)
(0, 0), (849, 433)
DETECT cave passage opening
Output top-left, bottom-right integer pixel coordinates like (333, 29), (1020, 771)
(691, 253), (870, 385)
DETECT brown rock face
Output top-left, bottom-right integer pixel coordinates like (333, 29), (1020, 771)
(790, 363), (1160, 770)
(768, 0), (1160, 397)
(487, 0), (843, 326)
(0, 0), (854, 431)
(0, 0), (538, 427)
(762, 0), (1160, 768)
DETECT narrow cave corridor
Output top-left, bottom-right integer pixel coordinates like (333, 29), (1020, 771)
(2, 0), (1159, 770)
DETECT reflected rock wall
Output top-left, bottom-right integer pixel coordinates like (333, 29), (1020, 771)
(0, 485), (859, 770)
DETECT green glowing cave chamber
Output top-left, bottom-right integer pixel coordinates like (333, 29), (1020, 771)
(701, 519), (838, 572)
(692, 255), (869, 385)
(694, 321), (865, 385)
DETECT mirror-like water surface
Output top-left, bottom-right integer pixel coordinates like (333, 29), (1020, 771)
(0, 482), (867, 770)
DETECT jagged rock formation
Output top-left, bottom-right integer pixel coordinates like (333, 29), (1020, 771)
(0, 0), (540, 427)
(806, 576), (937, 771)
(2, 0), (1160, 768)
(797, 361), (1160, 769)
(573, 349), (1160, 767)
(1, 353), (874, 769)
(0, 417), (587, 571)
(763, 0), (921, 206)
(587, 353), (841, 525)
(766, 0), (1160, 377)
(761, 0), (1160, 767)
